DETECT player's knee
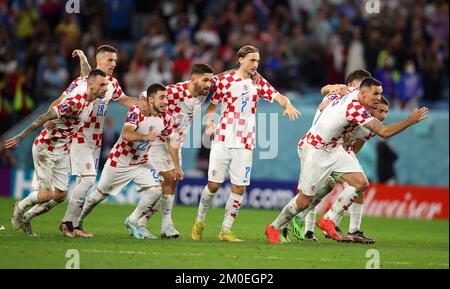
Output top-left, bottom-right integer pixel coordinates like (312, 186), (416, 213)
(78, 176), (96, 190)
(207, 182), (221, 193)
(295, 193), (313, 210)
(53, 191), (68, 203)
(353, 179), (369, 193)
(231, 184), (245, 195)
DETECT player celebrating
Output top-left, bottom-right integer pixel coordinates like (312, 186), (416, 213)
(191, 45), (300, 242)
(131, 63), (214, 239)
(75, 83), (183, 239)
(290, 96), (390, 244)
(5, 69), (108, 235)
(266, 77), (428, 243)
(21, 45), (141, 237)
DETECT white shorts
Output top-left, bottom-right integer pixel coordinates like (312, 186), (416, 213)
(147, 143), (182, 173)
(208, 141), (253, 186)
(298, 144), (363, 197)
(70, 141), (101, 176)
(31, 143), (71, 192)
(97, 161), (160, 195)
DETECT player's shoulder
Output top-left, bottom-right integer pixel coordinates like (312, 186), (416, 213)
(167, 81), (189, 95)
(128, 104), (144, 116)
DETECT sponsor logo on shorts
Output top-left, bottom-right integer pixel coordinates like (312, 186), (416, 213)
(212, 170), (217, 176)
(86, 163), (91, 170)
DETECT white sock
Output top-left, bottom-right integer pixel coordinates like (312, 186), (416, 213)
(18, 191), (39, 210)
(76, 190), (107, 228)
(332, 209), (346, 227)
(62, 176), (96, 224)
(23, 200), (59, 222)
(324, 183), (359, 222)
(349, 203), (364, 233)
(128, 187), (162, 224)
(305, 208), (316, 232)
(137, 199), (160, 227)
(221, 192), (244, 233)
(271, 196), (301, 229)
(196, 185), (216, 222)
(161, 194), (175, 228)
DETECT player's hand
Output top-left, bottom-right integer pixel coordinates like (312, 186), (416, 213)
(72, 49), (87, 59)
(44, 120), (55, 130)
(4, 136), (21, 149)
(336, 85), (349, 97)
(205, 120), (216, 136)
(408, 107), (429, 124)
(251, 71), (261, 85)
(342, 132), (353, 145)
(283, 105), (301, 121)
(146, 129), (159, 142)
(174, 167), (184, 181)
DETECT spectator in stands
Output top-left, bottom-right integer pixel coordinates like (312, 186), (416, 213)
(395, 60), (424, 110)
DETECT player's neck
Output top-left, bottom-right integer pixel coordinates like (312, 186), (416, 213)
(188, 81), (199, 98)
(236, 68), (252, 80)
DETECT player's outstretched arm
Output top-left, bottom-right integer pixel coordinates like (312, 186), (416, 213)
(351, 139), (366, 154)
(364, 107), (428, 139)
(321, 84), (347, 96)
(72, 49), (91, 77)
(122, 125), (158, 142)
(275, 94), (300, 121)
(118, 96), (139, 108)
(4, 109), (59, 149)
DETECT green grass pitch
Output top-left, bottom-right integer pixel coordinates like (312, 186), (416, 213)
(0, 197), (448, 269)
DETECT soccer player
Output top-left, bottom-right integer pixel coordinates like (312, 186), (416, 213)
(283, 69), (372, 242)
(265, 77), (428, 244)
(75, 83), (183, 239)
(5, 69), (109, 235)
(131, 63), (214, 239)
(290, 96), (390, 244)
(191, 45), (300, 242)
(21, 45), (141, 237)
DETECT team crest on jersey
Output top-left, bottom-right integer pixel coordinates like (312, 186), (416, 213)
(243, 84), (249, 91)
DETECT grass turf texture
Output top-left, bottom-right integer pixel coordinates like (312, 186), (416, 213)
(0, 197), (448, 269)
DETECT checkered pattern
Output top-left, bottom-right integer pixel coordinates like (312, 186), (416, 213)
(63, 76), (86, 96)
(163, 81), (200, 145)
(346, 99), (372, 125)
(70, 76), (124, 147)
(298, 132), (342, 150)
(210, 71), (278, 150)
(34, 94), (91, 154)
(108, 105), (174, 167)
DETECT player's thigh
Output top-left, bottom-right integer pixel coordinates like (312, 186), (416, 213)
(299, 145), (336, 197)
(70, 142), (98, 177)
(97, 164), (134, 195)
(52, 151), (71, 192)
(148, 144), (175, 173)
(32, 143), (54, 191)
(133, 164), (161, 190)
(208, 142), (231, 184)
(332, 147), (367, 190)
(229, 148), (253, 186)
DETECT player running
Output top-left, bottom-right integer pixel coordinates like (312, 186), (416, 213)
(290, 96), (390, 244)
(75, 83), (183, 239)
(5, 69), (108, 235)
(266, 77), (428, 244)
(191, 45), (300, 242)
(129, 63), (214, 240)
(20, 45), (141, 237)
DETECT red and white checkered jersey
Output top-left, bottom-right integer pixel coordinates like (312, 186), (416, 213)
(107, 104), (174, 167)
(64, 75), (124, 147)
(343, 126), (376, 152)
(210, 71), (279, 150)
(34, 93), (93, 154)
(146, 81), (203, 146)
(298, 90), (374, 151)
(312, 86), (359, 125)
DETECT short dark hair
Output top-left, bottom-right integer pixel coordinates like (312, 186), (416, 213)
(345, 69), (372, 85)
(380, 95), (390, 106)
(146, 83), (166, 97)
(191, 63), (214, 75)
(360, 77), (382, 89)
(96, 45), (117, 56)
(88, 69), (107, 79)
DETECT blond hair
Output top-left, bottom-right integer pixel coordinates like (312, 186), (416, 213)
(237, 45), (259, 59)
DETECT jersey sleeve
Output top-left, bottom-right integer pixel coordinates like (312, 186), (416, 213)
(54, 96), (83, 118)
(63, 77), (86, 98)
(257, 76), (278, 103)
(111, 78), (124, 101)
(210, 75), (225, 105)
(124, 106), (142, 128)
(346, 101), (374, 126)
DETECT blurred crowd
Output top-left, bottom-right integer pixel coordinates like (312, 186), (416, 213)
(0, 0), (449, 135)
